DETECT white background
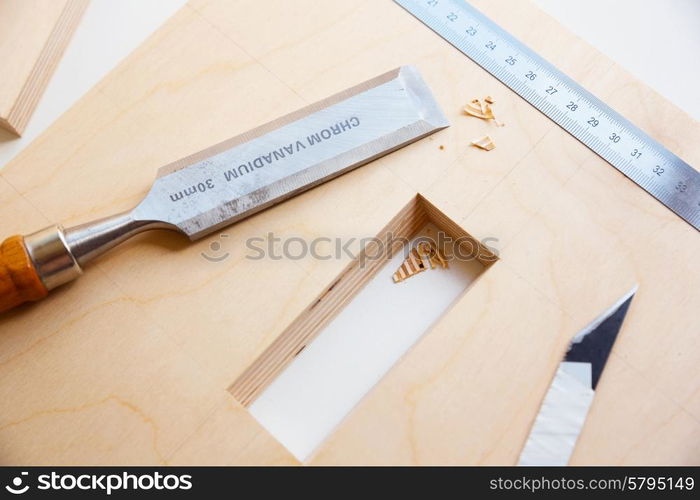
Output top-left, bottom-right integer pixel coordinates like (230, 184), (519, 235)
(533, 0), (700, 121)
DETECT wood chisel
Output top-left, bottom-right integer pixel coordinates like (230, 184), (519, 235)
(0, 66), (448, 313)
(519, 288), (636, 465)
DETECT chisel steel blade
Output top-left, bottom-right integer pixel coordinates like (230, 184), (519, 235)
(133, 65), (448, 239)
(518, 287), (637, 466)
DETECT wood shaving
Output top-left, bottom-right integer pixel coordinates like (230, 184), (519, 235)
(463, 98), (494, 120)
(463, 96), (503, 126)
(392, 241), (448, 283)
(471, 135), (496, 151)
(418, 241), (448, 270)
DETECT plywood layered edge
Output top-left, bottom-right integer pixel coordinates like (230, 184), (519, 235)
(229, 194), (497, 407)
(0, 0), (89, 136)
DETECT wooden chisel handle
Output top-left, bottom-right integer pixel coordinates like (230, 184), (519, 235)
(0, 226), (82, 313)
(0, 235), (49, 312)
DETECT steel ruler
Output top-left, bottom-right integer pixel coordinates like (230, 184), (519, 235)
(395, 0), (700, 231)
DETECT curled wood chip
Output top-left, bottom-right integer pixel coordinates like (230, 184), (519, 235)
(392, 247), (424, 283)
(463, 98), (494, 120)
(393, 241), (448, 283)
(471, 135), (496, 151)
(418, 241), (448, 269)
(463, 96), (503, 126)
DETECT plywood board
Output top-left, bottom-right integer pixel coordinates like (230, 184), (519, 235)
(0, 0), (88, 135)
(0, 0), (698, 465)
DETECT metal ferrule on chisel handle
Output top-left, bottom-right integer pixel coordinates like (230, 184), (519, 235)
(24, 215), (168, 290)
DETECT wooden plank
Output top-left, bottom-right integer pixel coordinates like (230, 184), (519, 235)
(0, 0), (89, 136)
(0, 0), (698, 465)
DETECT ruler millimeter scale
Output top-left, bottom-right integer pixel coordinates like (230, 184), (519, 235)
(396, 0), (700, 231)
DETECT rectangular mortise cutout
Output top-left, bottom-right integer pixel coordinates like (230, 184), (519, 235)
(228, 194), (498, 460)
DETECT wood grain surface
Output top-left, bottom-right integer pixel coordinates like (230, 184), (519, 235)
(0, 0), (698, 465)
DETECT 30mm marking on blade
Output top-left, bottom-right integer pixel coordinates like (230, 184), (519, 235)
(395, 0), (700, 231)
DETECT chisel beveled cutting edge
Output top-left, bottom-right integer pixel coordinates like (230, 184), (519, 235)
(0, 66), (448, 313)
(518, 288), (637, 465)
